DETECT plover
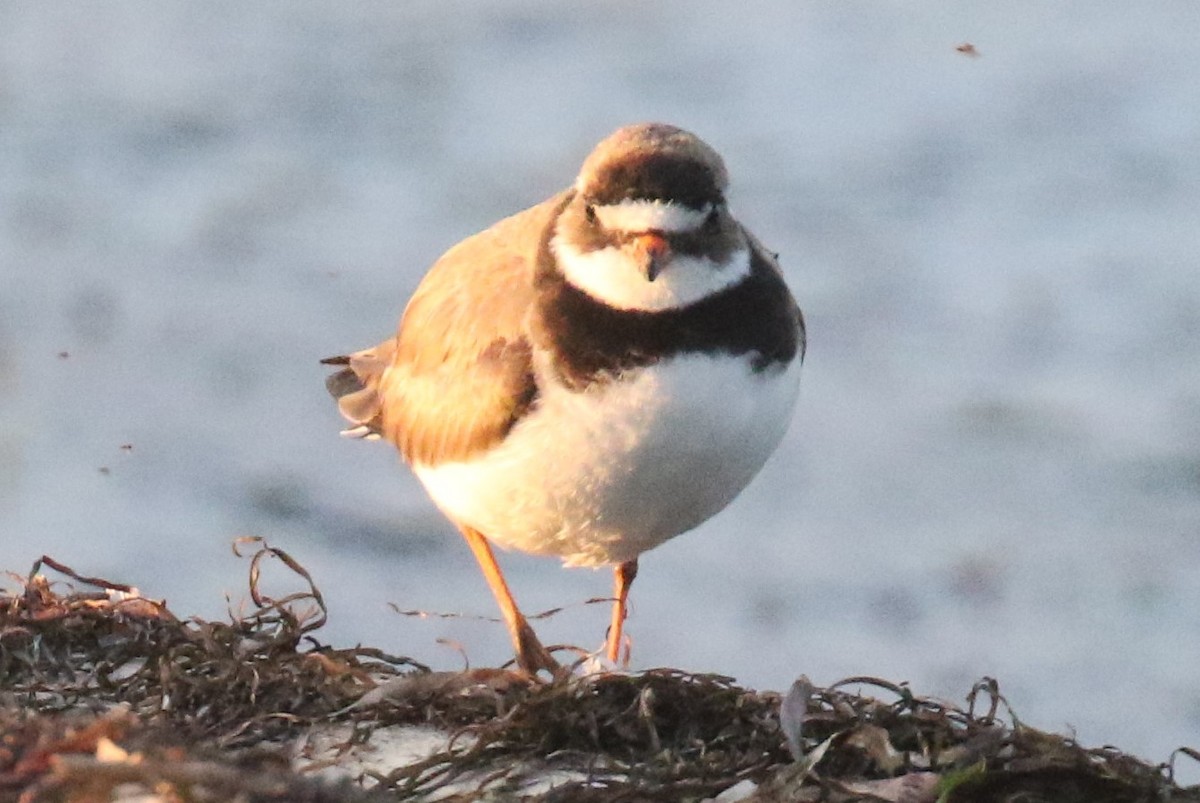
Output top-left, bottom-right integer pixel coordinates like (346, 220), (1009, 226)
(324, 123), (805, 674)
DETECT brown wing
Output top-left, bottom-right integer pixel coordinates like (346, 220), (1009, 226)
(325, 190), (572, 467)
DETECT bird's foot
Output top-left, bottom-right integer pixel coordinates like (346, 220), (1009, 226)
(514, 619), (563, 679)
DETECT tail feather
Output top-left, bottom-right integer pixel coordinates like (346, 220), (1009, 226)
(322, 340), (395, 440)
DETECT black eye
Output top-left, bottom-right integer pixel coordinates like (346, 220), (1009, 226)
(585, 204), (597, 224)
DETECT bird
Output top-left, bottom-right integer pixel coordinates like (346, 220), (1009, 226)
(323, 123), (805, 675)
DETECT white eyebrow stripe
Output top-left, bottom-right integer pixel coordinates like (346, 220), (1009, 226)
(593, 199), (711, 234)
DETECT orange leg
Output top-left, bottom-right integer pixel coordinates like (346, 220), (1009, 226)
(606, 559), (639, 665)
(458, 525), (559, 675)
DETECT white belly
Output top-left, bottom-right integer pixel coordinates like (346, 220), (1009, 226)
(414, 352), (801, 567)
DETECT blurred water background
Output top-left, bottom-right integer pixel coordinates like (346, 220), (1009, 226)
(2, 1), (1199, 773)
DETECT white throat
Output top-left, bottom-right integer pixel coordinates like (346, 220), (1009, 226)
(552, 235), (750, 312)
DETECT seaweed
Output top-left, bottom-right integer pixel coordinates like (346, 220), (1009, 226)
(1, 545), (1196, 802)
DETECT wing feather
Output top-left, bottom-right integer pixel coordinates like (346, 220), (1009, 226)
(325, 191), (572, 466)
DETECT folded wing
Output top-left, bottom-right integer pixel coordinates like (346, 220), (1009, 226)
(323, 191), (572, 466)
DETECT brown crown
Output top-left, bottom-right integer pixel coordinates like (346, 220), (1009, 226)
(576, 123), (729, 209)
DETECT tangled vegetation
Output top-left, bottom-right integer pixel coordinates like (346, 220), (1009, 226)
(1, 544), (1196, 801)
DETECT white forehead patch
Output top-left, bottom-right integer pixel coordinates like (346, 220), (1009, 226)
(593, 199), (711, 234)
(553, 234), (750, 312)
